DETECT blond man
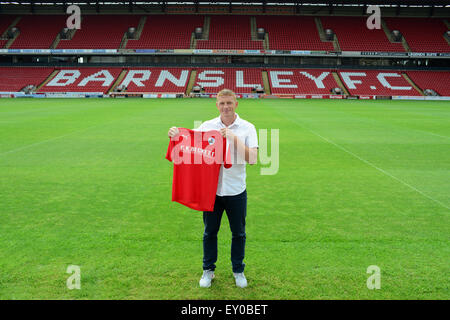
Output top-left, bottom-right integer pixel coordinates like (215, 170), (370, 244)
(167, 89), (258, 288)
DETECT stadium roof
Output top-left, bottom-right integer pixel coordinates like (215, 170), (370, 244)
(1, 1), (450, 6)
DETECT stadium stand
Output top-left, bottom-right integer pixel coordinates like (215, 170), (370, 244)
(9, 15), (67, 49)
(0, 1), (448, 99)
(0, 15), (17, 48)
(256, 16), (334, 51)
(38, 67), (123, 93)
(320, 16), (405, 52)
(0, 67), (54, 92)
(126, 15), (204, 49)
(0, 15), (15, 34)
(384, 18), (450, 53)
(193, 68), (264, 93)
(337, 70), (422, 96)
(1, 14), (448, 54)
(406, 71), (450, 96)
(57, 15), (141, 49)
(267, 69), (340, 94)
(116, 68), (191, 93)
(0, 67), (449, 97)
(197, 15), (263, 50)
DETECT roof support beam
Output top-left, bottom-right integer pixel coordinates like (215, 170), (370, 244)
(4, 0), (450, 5)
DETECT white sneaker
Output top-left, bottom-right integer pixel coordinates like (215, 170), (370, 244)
(199, 270), (215, 288)
(233, 272), (247, 288)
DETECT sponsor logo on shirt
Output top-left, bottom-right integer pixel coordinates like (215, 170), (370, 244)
(180, 145), (215, 159)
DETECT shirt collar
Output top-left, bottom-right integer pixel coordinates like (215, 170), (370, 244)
(216, 113), (240, 128)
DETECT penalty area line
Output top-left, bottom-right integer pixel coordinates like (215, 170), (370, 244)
(309, 128), (450, 211)
(0, 124), (100, 157)
(268, 103), (450, 212)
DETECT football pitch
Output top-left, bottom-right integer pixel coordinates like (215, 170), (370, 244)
(0, 98), (449, 300)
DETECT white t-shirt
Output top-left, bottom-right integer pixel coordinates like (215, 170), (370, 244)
(196, 113), (258, 196)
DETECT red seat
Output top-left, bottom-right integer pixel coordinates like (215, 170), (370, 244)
(406, 71), (450, 96)
(9, 15), (66, 49)
(321, 16), (405, 52)
(384, 18), (449, 53)
(197, 15), (263, 50)
(0, 15), (16, 49)
(0, 67), (54, 91)
(126, 15), (203, 49)
(256, 16), (334, 51)
(0, 15), (15, 34)
(58, 15), (140, 49)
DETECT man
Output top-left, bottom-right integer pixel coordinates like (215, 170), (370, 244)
(167, 89), (258, 288)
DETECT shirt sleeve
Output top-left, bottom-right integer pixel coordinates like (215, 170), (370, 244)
(165, 137), (175, 162)
(246, 124), (259, 149)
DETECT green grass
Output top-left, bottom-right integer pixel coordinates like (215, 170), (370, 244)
(0, 98), (449, 300)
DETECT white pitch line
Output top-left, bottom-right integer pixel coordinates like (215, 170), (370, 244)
(307, 128), (450, 211)
(0, 124), (100, 157)
(271, 104), (450, 211)
(0, 106), (161, 157)
(424, 131), (450, 140)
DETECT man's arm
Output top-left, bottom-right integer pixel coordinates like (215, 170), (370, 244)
(234, 136), (258, 165)
(220, 128), (258, 165)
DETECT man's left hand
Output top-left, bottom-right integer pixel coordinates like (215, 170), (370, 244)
(220, 128), (236, 141)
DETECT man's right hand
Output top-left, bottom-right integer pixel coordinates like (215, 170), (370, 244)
(168, 127), (179, 138)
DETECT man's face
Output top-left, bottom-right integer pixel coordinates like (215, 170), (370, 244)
(216, 95), (238, 116)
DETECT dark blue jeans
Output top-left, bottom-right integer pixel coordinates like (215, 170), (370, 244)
(202, 189), (247, 273)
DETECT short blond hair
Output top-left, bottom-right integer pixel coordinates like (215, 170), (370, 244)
(216, 89), (237, 101)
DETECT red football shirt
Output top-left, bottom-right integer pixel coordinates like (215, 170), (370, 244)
(165, 128), (232, 211)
